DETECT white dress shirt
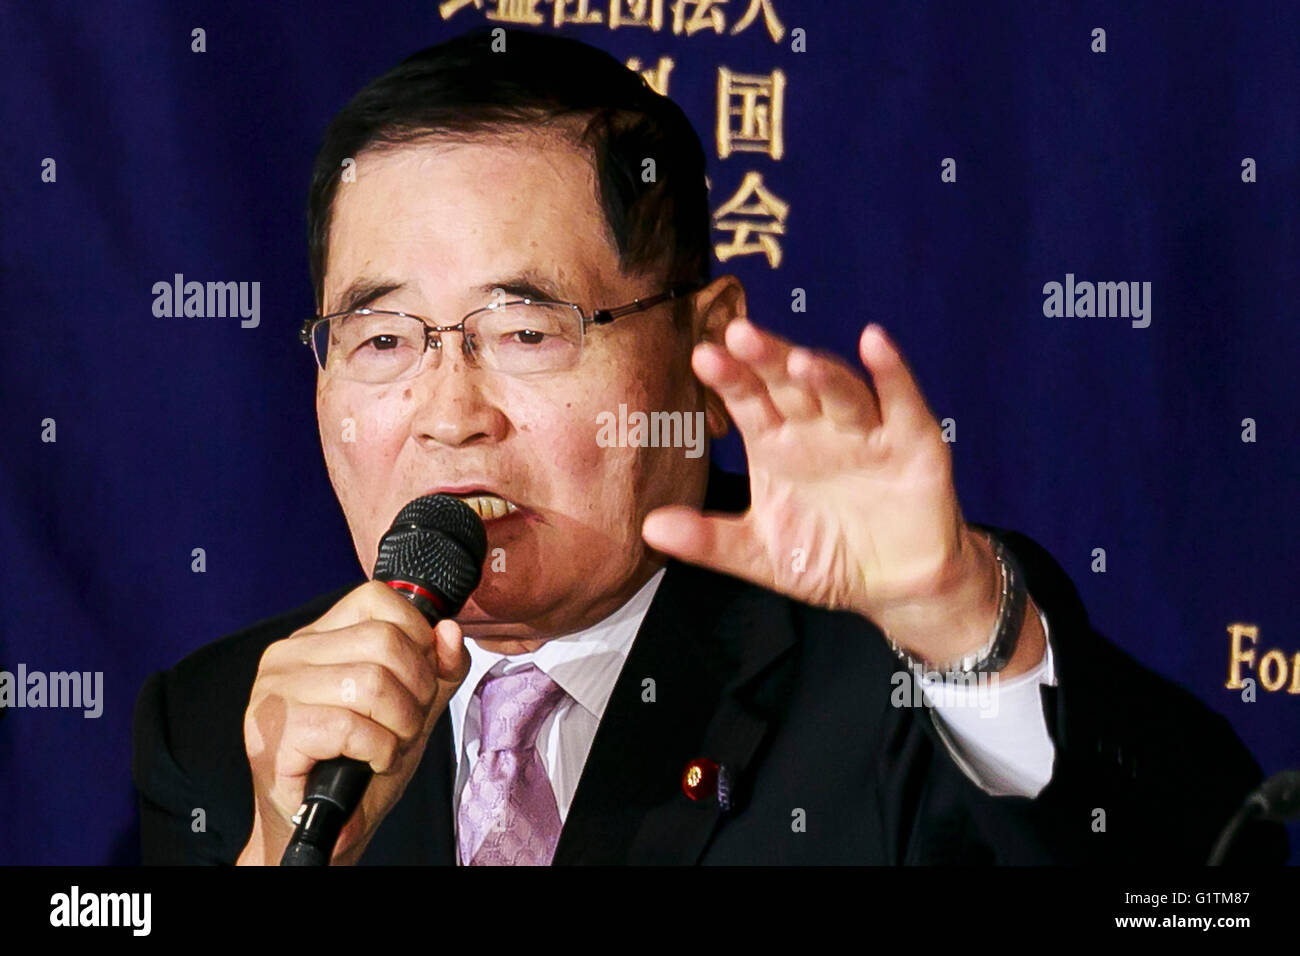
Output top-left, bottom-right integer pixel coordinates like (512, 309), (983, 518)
(449, 565), (1060, 842)
(450, 568), (663, 827)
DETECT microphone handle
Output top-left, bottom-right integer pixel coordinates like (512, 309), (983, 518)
(280, 756), (374, 866)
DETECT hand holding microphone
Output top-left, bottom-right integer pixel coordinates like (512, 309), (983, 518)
(237, 495), (486, 866)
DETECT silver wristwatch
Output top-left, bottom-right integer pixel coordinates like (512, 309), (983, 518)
(886, 530), (1028, 676)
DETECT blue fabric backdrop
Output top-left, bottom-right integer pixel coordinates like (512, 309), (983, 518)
(2, 0), (1297, 864)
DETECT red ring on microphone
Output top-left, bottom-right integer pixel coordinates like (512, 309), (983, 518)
(383, 579), (450, 616)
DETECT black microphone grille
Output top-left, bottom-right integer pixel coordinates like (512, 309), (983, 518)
(373, 494), (488, 613)
(392, 494), (488, 555)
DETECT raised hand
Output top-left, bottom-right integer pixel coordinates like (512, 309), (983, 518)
(643, 317), (1038, 672)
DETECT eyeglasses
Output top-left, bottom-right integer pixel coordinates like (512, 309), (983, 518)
(300, 283), (699, 384)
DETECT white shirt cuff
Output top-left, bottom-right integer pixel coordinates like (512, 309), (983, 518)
(919, 604), (1058, 797)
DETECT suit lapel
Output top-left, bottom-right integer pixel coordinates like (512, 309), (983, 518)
(553, 468), (795, 863)
(553, 468), (796, 865)
(550, 558), (796, 864)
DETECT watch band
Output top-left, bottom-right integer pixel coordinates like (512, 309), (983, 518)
(886, 530), (1028, 676)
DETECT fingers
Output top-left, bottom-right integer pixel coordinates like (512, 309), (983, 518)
(266, 618), (439, 706)
(253, 586), (470, 776)
(787, 345), (881, 430)
(306, 580), (438, 647)
(262, 662), (428, 742)
(257, 603), (470, 754)
(249, 633), (437, 782)
(693, 339), (783, 436)
(722, 317), (820, 421)
(858, 324), (933, 435)
(282, 703), (404, 776)
(696, 317), (885, 438)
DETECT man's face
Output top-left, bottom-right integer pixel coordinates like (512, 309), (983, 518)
(318, 135), (728, 644)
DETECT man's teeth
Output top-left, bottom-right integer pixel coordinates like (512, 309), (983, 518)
(457, 494), (519, 520)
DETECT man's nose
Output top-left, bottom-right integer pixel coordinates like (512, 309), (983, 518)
(411, 339), (509, 448)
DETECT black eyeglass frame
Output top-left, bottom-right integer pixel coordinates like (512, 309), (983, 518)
(298, 282), (701, 374)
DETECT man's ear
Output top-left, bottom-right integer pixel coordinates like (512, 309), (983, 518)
(689, 275), (747, 438)
(691, 274), (747, 344)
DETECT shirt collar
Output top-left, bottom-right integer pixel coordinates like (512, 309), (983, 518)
(458, 565), (668, 720)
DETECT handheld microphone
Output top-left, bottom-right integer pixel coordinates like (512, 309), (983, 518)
(280, 494), (487, 866)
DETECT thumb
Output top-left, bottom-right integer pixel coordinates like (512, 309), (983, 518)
(642, 505), (756, 579)
(432, 618), (470, 686)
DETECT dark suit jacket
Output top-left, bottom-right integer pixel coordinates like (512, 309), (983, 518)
(132, 468), (1287, 864)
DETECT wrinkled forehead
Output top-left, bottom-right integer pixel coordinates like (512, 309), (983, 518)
(322, 132), (623, 315)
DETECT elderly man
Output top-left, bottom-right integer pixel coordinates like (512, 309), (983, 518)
(133, 28), (1285, 865)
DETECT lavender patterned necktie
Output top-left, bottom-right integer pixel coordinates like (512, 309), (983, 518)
(457, 663), (570, 866)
